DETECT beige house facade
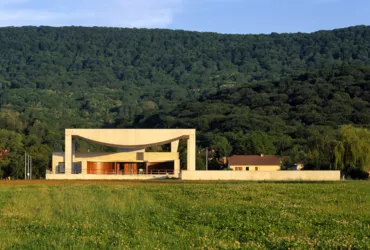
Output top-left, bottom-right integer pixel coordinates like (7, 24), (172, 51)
(228, 154), (282, 171)
(47, 129), (196, 180)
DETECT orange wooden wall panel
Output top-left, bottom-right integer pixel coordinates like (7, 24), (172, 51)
(87, 162), (114, 174)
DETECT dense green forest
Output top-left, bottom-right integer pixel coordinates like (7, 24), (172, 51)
(0, 26), (370, 179)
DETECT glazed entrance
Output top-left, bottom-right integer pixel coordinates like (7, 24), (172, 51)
(87, 161), (174, 175)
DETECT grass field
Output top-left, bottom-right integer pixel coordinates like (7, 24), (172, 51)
(0, 181), (369, 249)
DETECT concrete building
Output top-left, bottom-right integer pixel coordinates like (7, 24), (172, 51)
(47, 129), (340, 181)
(228, 154), (282, 171)
(47, 129), (196, 180)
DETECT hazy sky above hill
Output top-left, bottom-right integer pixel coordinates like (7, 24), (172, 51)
(0, 0), (368, 34)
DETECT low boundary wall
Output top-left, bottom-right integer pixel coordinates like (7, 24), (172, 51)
(47, 171), (341, 181)
(181, 171), (341, 181)
(46, 174), (172, 180)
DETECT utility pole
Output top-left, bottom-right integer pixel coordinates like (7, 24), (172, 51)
(27, 153), (29, 180)
(24, 152), (26, 180)
(206, 147), (208, 171)
(30, 155), (32, 180)
(24, 152), (32, 180)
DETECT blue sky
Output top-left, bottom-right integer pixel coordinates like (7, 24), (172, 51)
(0, 0), (369, 34)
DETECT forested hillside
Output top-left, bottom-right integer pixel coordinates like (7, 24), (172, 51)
(137, 66), (370, 170)
(0, 26), (370, 178)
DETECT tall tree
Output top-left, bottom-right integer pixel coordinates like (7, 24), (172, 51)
(0, 129), (24, 178)
(334, 125), (370, 172)
(212, 135), (233, 158)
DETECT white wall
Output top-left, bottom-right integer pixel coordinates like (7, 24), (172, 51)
(46, 174), (170, 180)
(181, 170), (340, 181)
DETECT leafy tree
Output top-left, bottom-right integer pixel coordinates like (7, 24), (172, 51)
(246, 132), (276, 155)
(0, 129), (24, 178)
(211, 135), (233, 158)
(334, 125), (370, 172)
(196, 152), (206, 170)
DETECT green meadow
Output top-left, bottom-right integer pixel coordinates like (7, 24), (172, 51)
(0, 181), (369, 249)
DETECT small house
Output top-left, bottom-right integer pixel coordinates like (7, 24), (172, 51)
(228, 154), (282, 171)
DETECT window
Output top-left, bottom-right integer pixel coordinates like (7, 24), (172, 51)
(235, 167), (243, 171)
(57, 162), (65, 174)
(246, 167), (249, 171)
(72, 162), (82, 174)
(255, 167), (259, 171)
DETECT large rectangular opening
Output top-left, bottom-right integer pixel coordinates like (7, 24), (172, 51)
(56, 162), (82, 174)
(146, 161), (174, 175)
(86, 161), (174, 175)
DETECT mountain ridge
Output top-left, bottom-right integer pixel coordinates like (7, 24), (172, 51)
(1, 24), (369, 35)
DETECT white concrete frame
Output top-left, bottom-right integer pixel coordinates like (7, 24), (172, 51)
(63, 128), (196, 176)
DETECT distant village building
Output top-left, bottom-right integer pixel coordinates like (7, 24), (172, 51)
(228, 154), (282, 171)
(291, 161), (304, 171)
(0, 150), (8, 160)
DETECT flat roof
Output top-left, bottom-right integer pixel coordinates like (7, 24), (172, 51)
(65, 128), (196, 148)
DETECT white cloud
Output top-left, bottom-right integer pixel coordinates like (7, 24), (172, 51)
(0, 0), (28, 4)
(0, 10), (63, 21)
(0, 0), (182, 27)
(312, 0), (341, 3)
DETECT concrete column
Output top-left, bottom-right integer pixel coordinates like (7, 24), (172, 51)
(174, 159), (180, 177)
(51, 154), (55, 174)
(187, 134), (196, 171)
(82, 160), (87, 174)
(72, 139), (76, 173)
(65, 134), (72, 174)
(171, 140), (179, 152)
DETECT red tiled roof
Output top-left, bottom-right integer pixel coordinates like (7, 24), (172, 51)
(228, 155), (281, 166)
